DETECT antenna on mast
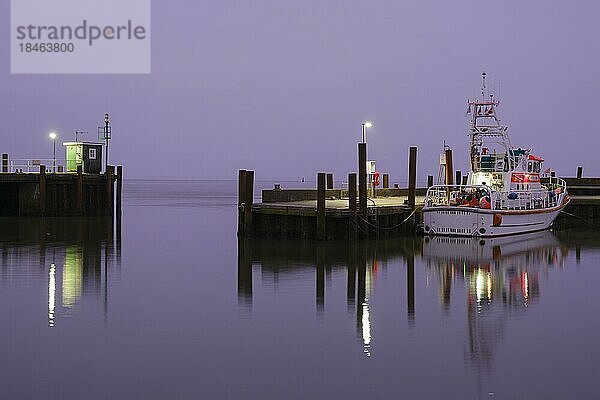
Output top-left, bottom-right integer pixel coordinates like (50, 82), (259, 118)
(481, 72), (487, 100)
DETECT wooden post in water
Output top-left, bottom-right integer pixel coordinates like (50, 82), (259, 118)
(445, 148), (454, 186)
(383, 174), (389, 189)
(106, 165), (114, 216)
(237, 170), (247, 237)
(408, 146), (417, 209)
(577, 166), (583, 179)
(358, 143), (368, 238)
(358, 143), (367, 216)
(427, 175), (434, 188)
(39, 165), (46, 216)
(326, 173), (334, 190)
(348, 172), (358, 241)
(1, 154), (8, 173)
(116, 165), (123, 218)
(455, 170), (462, 187)
(244, 170), (254, 237)
(76, 165), (83, 215)
(317, 172), (326, 240)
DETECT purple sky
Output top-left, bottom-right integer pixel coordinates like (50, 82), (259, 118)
(2, 0), (598, 181)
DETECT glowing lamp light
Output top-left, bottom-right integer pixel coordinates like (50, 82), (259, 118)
(49, 132), (57, 140)
(361, 121), (373, 143)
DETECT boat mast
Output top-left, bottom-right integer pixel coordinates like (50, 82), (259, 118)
(468, 72), (511, 172)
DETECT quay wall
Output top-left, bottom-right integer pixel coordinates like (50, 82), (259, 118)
(0, 166), (121, 217)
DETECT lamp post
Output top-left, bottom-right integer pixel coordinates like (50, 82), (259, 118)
(49, 132), (57, 173)
(361, 121), (372, 143)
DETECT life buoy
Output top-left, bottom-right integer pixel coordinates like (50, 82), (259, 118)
(373, 172), (380, 187)
(479, 196), (491, 209)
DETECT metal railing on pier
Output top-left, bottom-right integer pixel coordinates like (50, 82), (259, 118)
(6, 159), (66, 173)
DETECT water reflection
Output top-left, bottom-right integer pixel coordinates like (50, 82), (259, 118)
(0, 217), (121, 327)
(238, 238), (419, 358)
(239, 231), (573, 366)
(48, 263), (56, 327)
(422, 231), (568, 371)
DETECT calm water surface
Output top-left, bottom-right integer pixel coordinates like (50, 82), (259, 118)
(1, 179), (599, 399)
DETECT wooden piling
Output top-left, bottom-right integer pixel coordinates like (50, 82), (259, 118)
(326, 173), (334, 190)
(1, 154), (8, 173)
(348, 172), (357, 241)
(76, 165), (83, 215)
(408, 146), (417, 209)
(39, 165), (46, 216)
(427, 175), (434, 188)
(116, 165), (123, 218)
(358, 143), (367, 216)
(106, 165), (114, 216)
(577, 166), (583, 179)
(244, 170), (254, 237)
(383, 173), (389, 189)
(237, 170), (247, 237)
(358, 143), (368, 238)
(317, 172), (326, 240)
(445, 148), (454, 186)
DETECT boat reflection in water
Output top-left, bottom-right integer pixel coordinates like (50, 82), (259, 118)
(422, 230), (569, 370)
(238, 230), (570, 365)
(0, 217), (121, 327)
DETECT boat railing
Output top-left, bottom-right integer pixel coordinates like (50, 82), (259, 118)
(425, 185), (491, 208)
(425, 183), (567, 211)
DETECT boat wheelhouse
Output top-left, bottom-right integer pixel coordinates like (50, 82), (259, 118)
(423, 74), (569, 237)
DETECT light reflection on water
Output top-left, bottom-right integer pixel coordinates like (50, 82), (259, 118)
(237, 231), (572, 369)
(0, 180), (599, 399)
(0, 217), (119, 329)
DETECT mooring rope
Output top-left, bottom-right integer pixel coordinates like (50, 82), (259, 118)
(351, 206), (422, 230)
(560, 210), (600, 228)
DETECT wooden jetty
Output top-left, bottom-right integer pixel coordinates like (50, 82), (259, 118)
(238, 144), (423, 240)
(238, 146), (600, 240)
(0, 159), (122, 217)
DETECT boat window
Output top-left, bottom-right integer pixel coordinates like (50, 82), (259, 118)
(527, 162), (533, 172)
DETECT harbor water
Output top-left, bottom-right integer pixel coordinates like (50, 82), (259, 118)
(1, 179), (599, 399)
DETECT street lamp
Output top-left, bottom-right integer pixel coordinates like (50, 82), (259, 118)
(49, 132), (57, 172)
(361, 121), (372, 143)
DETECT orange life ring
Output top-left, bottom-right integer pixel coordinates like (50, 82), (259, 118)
(479, 196), (491, 209)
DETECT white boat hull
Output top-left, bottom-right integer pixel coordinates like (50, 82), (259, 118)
(423, 202), (568, 237)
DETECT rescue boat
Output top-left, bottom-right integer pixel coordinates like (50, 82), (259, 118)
(423, 74), (569, 237)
